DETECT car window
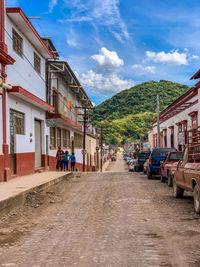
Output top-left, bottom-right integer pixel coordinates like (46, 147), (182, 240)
(152, 149), (176, 157)
(139, 153), (150, 159)
(169, 152), (182, 160)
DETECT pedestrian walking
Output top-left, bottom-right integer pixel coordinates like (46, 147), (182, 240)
(63, 150), (70, 171)
(70, 152), (76, 171)
(56, 146), (64, 171)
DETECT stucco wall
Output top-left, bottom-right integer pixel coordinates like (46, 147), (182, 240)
(7, 94), (48, 154)
(5, 16), (46, 101)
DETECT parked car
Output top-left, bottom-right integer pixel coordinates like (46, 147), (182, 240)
(134, 151), (151, 172)
(173, 133), (200, 213)
(128, 159), (136, 172)
(111, 155), (116, 161)
(146, 147), (177, 179)
(126, 157), (132, 164)
(143, 159), (148, 174)
(160, 151), (182, 185)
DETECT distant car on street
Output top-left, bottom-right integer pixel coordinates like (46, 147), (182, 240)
(146, 147), (177, 179)
(160, 151), (182, 185)
(134, 151), (150, 172)
(128, 159), (136, 172)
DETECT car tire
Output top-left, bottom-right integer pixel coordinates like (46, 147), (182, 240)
(147, 170), (152, 179)
(194, 185), (200, 214)
(167, 174), (173, 187)
(173, 177), (184, 198)
(160, 175), (165, 183)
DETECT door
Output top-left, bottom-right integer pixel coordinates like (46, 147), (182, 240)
(10, 113), (15, 175)
(35, 120), (42, 169)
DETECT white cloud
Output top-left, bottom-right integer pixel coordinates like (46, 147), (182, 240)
(191, 55), (199, 60)
(62, 0), (129, 42)
(49, 0), (57, 13)
(80, 70), (134, 94)
(66, 29), (78, 47)
(131, 64), (156, 74)
(91, 47), (124, 74)
(146, 50), (188, 66)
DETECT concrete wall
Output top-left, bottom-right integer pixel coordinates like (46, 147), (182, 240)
(5, 16), (46, 101)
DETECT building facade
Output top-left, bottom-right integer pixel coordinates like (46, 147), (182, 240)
(0, 5), (97, 181)
(152, 79), (200, 151)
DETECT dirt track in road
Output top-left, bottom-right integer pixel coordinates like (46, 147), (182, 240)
(0, 155), (200, 266)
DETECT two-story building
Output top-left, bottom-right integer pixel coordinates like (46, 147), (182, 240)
(0, 7), (54, 181)
(152, 74), (200, 151)
(44, 45), (94, 171)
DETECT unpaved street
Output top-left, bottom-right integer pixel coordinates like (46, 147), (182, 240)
(0, 154), (200, 266)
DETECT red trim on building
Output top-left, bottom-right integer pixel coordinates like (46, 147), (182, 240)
(6, 8), (54, 59)
(152, 88), (198, 124)
(47, 113), (82, 130)
(190, 69), (200, 80)
(8, 86), (55, 111)
(188, 111), (198, 117)
(0, 46), (15, 65)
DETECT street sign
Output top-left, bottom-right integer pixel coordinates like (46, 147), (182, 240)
(46, 119), (58, 127)
(81, 149), (87, 155)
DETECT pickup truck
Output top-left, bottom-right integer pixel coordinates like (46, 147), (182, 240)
(160, 151), (182, 186)
(173, 129), (200, 214)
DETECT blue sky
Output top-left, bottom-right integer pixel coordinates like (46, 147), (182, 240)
(6, 0), (200, 105)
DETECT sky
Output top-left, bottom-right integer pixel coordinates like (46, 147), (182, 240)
(5, 0), (200, 105)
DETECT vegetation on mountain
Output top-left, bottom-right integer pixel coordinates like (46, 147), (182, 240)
(92, 80), (189, 145)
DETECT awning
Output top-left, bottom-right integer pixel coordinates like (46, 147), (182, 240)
(8, 86), (54, 111)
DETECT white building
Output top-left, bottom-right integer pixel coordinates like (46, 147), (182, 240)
(45, 56), (94, 171)
(0, 7), (54, 180)
(152, 80), (200, 151)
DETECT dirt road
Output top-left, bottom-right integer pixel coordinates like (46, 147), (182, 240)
(0, 155), (200, 266)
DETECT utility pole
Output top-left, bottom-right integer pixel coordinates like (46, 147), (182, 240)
(157, 95), (160, 147)
(76, 105), (93, 172)
(100, 126), (103, 172)
(83, 108), (86, 172)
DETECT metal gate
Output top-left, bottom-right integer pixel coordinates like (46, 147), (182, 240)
(35, 120), (42, 169)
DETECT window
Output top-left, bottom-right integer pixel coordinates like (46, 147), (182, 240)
(74, 133), (83, 148)
(57, 128), (61, 147)
(13, 29), (23, 57)
(50, 127), (56, 148)
(10, 109), (25, 135)
(62, 129), (70, 148)
(34, 52), (41, 74)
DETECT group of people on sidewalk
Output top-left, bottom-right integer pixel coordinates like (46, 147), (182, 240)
(56, 147), (76, 172)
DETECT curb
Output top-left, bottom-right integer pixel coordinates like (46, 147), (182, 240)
(0, 172), (73, 214)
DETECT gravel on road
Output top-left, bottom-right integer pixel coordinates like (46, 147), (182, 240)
(0, 153), (199, 267)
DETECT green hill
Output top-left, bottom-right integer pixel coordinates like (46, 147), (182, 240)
(92, 80), (189, 145)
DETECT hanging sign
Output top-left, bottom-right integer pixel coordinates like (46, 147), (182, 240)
(46, 119), (58, 127)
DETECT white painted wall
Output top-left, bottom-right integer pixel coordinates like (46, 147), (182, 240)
(153, 93), (199, 150)
(7, 94), (49, 154)
(5, 16), (46, 101)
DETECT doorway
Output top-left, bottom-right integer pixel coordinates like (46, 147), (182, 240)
(35, 120), (42, 169)
(10, 109), (25, 175)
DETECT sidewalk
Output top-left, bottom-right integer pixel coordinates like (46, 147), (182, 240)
(0, 171), (73, 213)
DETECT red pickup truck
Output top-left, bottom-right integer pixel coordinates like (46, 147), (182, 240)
(160, 151), (182, 186)
(173, 128), (200, 214)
